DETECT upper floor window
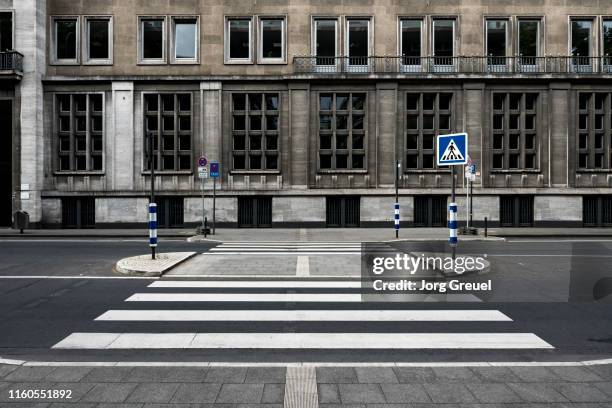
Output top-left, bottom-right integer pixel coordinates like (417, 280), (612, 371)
(486, 19), (508, 58)
(172, 17), (199, 63)
(0, 12), (12, 51)
(85, 17), (112, 64)
(314, 18), (337, 68)
(226, 17), (252, 63)
(139, 17), (166, 64)
(259, 18), (285, 63)
(346, 19), (369, 62)
(400, 19), (422, 67)
(603, 20), (612, 60)
(518, 19), (539, 57)
(491, 93), (539, 171)
(571, 19), (593, 72)
(56, 93), (104, 172)
(432, 19), (455, 70)
(52, 17), (79, 64)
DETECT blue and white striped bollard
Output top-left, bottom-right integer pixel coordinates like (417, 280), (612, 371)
(448, 202), (458, 246)
(394, 202), (400, 231)
(149, 203), (158, 248)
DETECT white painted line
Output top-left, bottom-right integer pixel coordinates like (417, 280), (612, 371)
(216, 242), (362, 245)
(202, 252), (361, 256)
(53, 332), (554, 349)
(149, 280), (360, 288)
(95, 309), (512, 322)
(215, 245), (362, 248)
(486, 254), (612, 258)
(0, 275), (157, 280)
(126, 293), (363, 302)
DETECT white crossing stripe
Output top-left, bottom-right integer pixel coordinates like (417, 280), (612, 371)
(296, 256), (310, 277)
(95, 309), (512, 322)
(126, 293), (483, 303)
(149, 280), (362, 288)
(204, 252), (360, 256)
(53, 332), (554, 349)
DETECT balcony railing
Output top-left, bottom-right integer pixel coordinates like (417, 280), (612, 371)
(0, 51), (24, 73)
(293, 55), (612, 75)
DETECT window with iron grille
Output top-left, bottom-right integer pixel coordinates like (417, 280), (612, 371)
(56, 94), (104, 172)
(231, 93), (280, 171)
(491, 93), (538, 171)
(577, 93), (612, 170)
(144, 93), (193, 172)
(318, 93), (366, 170)
(404, 92), (453, 170)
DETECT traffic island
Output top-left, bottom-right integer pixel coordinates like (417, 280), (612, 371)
(115, 252), (197, 277)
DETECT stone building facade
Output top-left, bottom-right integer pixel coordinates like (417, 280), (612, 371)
(3, 0), (612, 228)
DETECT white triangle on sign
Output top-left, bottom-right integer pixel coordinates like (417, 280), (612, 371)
(440, 139), (464, 162)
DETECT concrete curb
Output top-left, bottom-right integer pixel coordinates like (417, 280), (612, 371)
(187, 235), (505, 243)
(114, 252), (197, 277)
(187, 235), (222, 243)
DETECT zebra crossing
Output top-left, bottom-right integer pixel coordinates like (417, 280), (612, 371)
(52, 278), (554, 351)
(204, 241), (364, 256)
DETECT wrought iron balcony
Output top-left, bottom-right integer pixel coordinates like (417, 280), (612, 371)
(293, 55), (612, 75)
(0, 51), (24, 74)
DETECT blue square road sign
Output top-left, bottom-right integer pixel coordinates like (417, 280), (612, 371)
(210, 161), (220, 178)
(437, 133), (468, 166)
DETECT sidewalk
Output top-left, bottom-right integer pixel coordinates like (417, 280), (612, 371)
(1, 362), (611, 406)
(0, 228), (196, 238)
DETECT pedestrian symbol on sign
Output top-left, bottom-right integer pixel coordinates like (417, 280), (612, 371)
(440, 139), (464, 162)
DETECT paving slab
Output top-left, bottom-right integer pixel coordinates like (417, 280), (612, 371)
(552, 383), (611, 403)
(170, 383), (221, 403)
(245, 368), (286, 384)
(215, 383), (264, 403)
(317, 368), (358, 384)
(392, 367), (437, 384)
(81, 383), (139, 404)
(126, 383), (180, 404)
(506, 383), (569, 403)
(204, 367), (247, 383)
(338, 384), (386, 404)
(261, 383), (285, 404)
(355, 368), (399, 384)
(465, 383), (524, 403)
(423, 383), (478, 403)
(318, 383), (341, 404)
(380, 383), (431, 403)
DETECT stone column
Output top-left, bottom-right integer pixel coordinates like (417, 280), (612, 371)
(14, 0), (46, 224)
(549, 82), (571, 188)
(200, 81), (222, 189)
(377, 83), (397, 188)
(288, 82), (309, 189)
(111, 82), (134, 190)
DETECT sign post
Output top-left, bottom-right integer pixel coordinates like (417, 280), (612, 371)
(395, 160), (401, 238)
(437, 133), (468, 256)
(197, 156), (208, 235)
(147, 132), (157, 260)
(209, 162), (220, 235)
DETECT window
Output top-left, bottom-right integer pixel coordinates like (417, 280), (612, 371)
(172, 17), (198, 63)
(56, 94), (104, 172)
(346, 19), (369, 67)
(318, 92), (366, 171)
(259, 18), (285, 63)
(405, 93), (454, 170)
(232, 93), (280, 171)
(577, 93), (612, 171)
(400, 19), (422, 67)
(140, 17), (165, 63)
(491, 93), (539, 171)
(571, 19), (593, 71)
(53, 17), (79, 64)
(0, 12), (12, 51)
(433, 19), (454, 61)
(486, 19), (507, 69)
(518, 20), (539, 57)
(226, 18), (252, 62)
(314, 19), (337, 66)
(603, 20), (612, 68)
(144, 93), (192, 172)
(85, 17), (112, 63)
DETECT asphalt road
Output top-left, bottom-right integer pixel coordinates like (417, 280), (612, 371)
(0, 238), (611, 363)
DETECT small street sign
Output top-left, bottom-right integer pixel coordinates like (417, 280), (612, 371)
(198, 166), (208, 179)
(198, 156), (208, 167)
(437, 133), (468, 166)
(210, 161), (220, 178)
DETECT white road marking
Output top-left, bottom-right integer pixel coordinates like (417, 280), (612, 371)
(202, 252), (361, 256)
(53, 332), (554, 349)
(149, 280), (360, 288)
(126, 293), (363, 302)
(95, 309), (512, 322)
(0, 275), (156, 280)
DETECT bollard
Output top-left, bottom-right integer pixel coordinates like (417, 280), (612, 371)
(448, 202), (458, 245)
(484, 216), (488, 238)
(204, 217), (208, 238)
(394, 202), (400, 238)
(149, 203), (157, 260)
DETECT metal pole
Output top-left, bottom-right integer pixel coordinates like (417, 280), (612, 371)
(201, 178), (205, 233)
(395, 160), (400, 239)
(148, 132), (156, 260)
(469, 178), (474, 227)
(212, 177), (216, 235)
(450, 166), (457, 260)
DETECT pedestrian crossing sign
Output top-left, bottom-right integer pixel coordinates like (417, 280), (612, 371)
(437, 133), (468, 166)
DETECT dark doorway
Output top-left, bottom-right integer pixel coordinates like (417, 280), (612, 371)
(238, 196), (272, 228)
(583, 196), (612, 227)
(157, 197), (184, 228)
(500, 195), (534, 227)
(414, 195), (447, 227)
(326, 196), (360, 227)
(62, 197), (96, 228)
(0, 100), (12, 227)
